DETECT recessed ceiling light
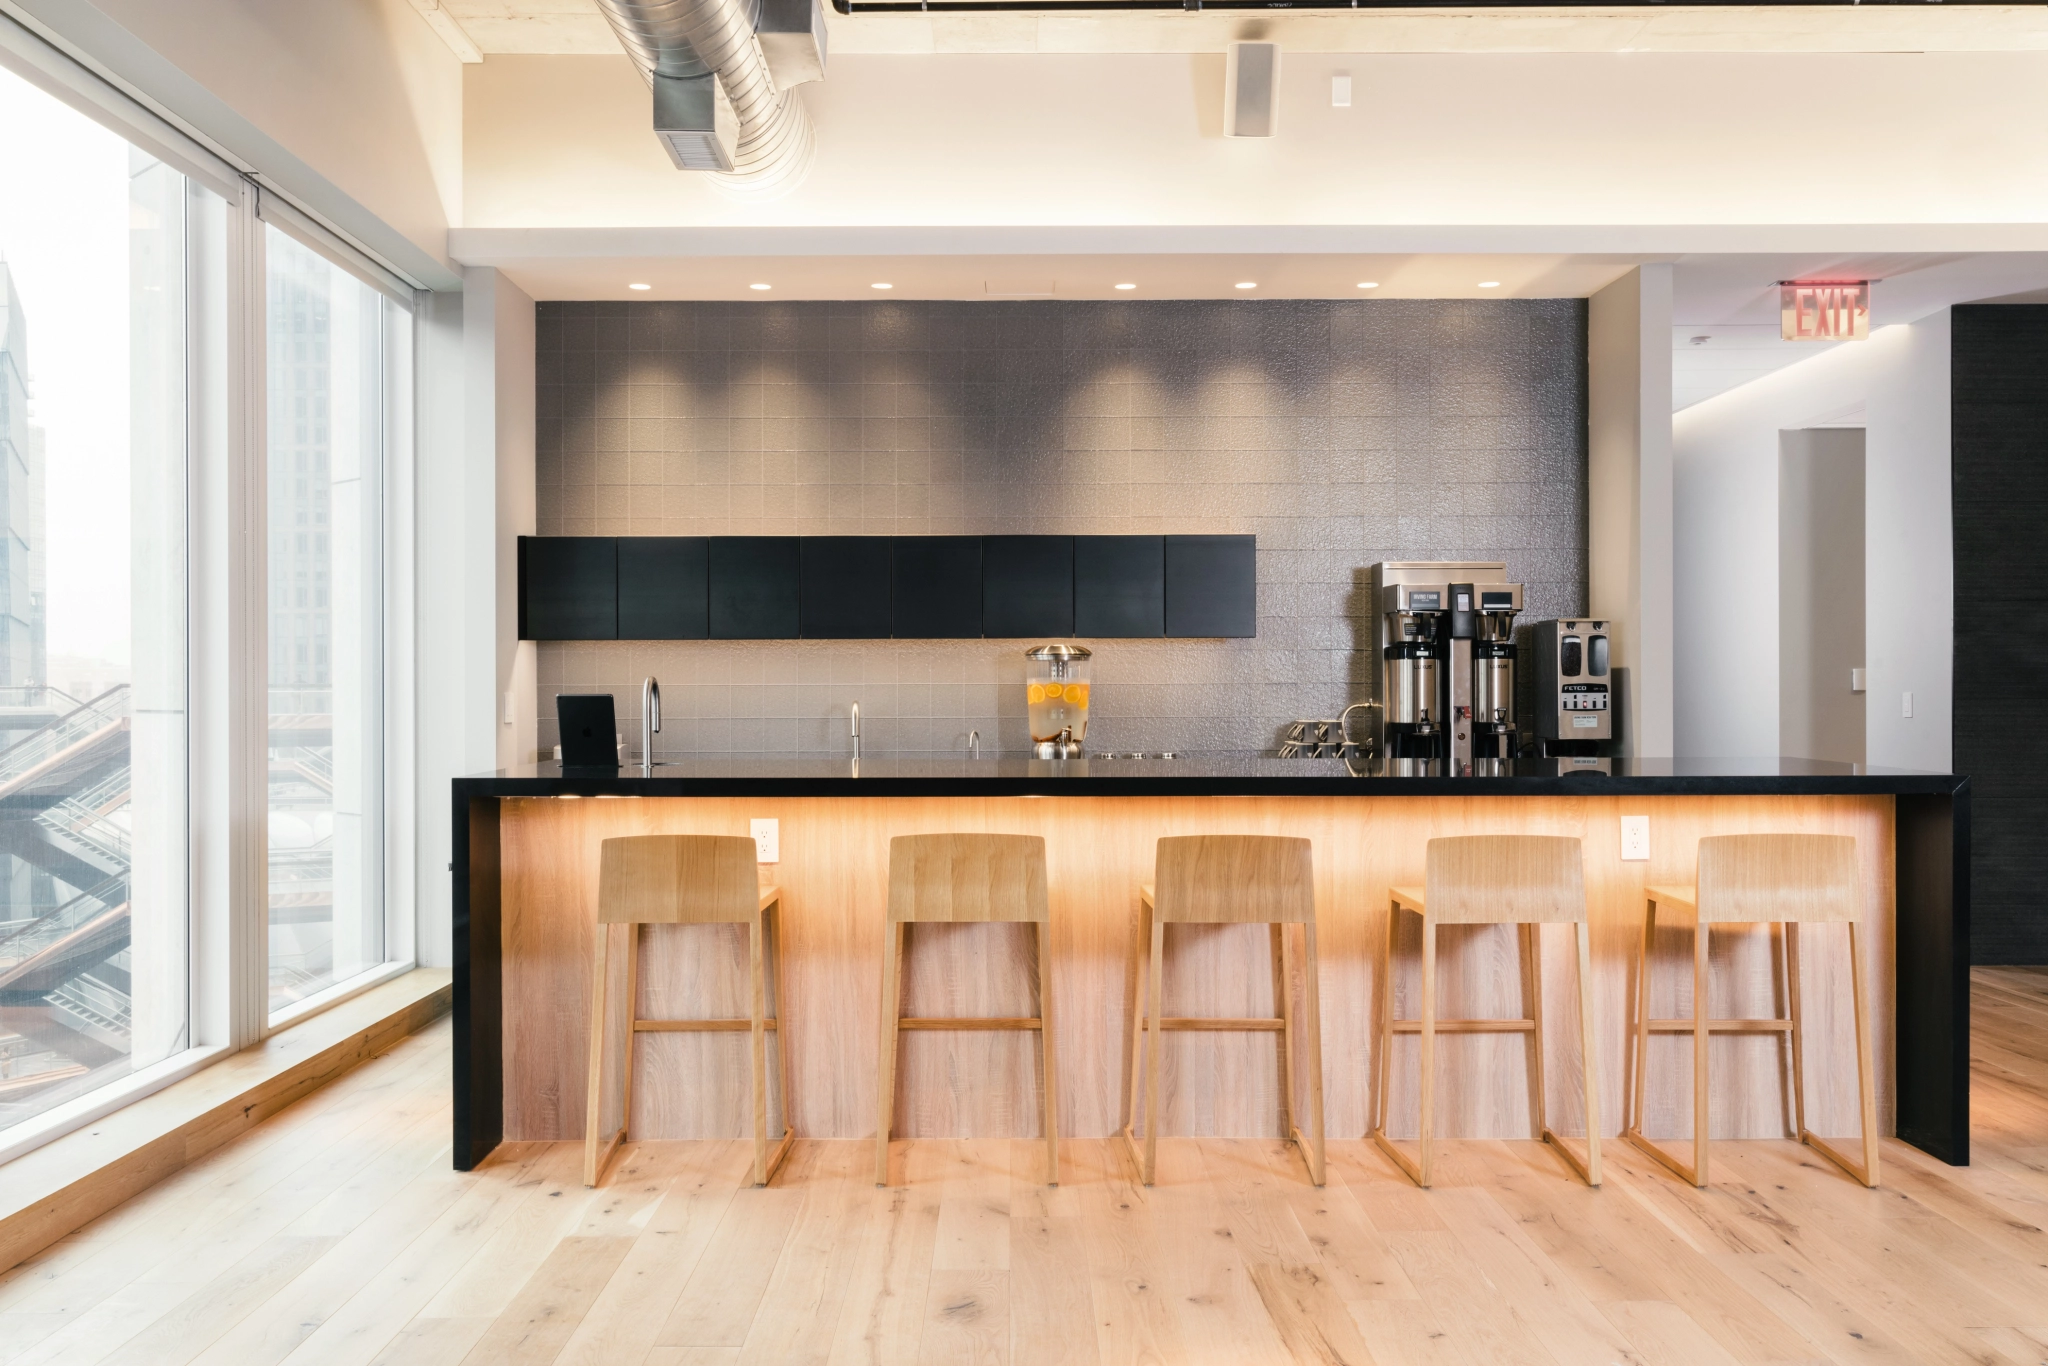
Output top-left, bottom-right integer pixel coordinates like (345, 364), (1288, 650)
(1477, 281), (1501, 289)
(1235, 281), (1257, 290)
(871, 282), (893, 290)
(1357, 281), (1380, 289)
(628, 282), (652, 291)
(749, 283), (772, 291)
(1114, 282), (1137, 290)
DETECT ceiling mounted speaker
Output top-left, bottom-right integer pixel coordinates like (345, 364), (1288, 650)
(1224, 42), (1280, 139)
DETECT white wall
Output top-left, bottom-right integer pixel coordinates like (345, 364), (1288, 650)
(14, 0), (463, 286)
(462, 51), (2048, 233)
(1588, 266), (1675, 757)
(1673, 315), (1952, 771)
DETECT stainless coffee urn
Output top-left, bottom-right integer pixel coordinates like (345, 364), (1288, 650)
(1371, 562), (1525, 776)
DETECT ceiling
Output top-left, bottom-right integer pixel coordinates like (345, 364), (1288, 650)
(426, 0), (2048, 56)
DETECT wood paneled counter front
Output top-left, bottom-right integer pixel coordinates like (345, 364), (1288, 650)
(451, 758), (1968, 1171)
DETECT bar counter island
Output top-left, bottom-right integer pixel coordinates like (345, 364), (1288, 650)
(450, 757), (1968, 1179)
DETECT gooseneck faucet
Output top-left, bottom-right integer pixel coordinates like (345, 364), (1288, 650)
(642, 676), (661, 775)
(850, 701), (861, 762)
(968, 729), (981, 759)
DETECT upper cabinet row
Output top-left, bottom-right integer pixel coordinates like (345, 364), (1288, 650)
(518, 535), (1256, 641)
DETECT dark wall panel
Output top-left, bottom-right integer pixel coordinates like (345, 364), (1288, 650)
(518, 536), (616, 640)
(1075, 536), (1165, 638)
(1953, 304), (2048, 962)
(983, 536), (1074, 638)
(709, 537), (800, 639)
(1165, 535), (1257, 638)
(801, 538), (893, 638)
(892, 537), (982, 638)
(617, 537), (708, 639)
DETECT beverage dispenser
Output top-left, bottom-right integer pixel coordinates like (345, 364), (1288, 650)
(1371, 563), (1525, 776)
(1025, 643), (1091, 758)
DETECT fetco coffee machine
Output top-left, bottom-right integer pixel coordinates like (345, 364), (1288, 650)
(1371, 562), (1524, 775)
(1532, 618), (1614, 755)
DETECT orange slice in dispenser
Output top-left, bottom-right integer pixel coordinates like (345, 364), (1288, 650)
(1027, 684), (1045, 704)
(1068, 683), (1089, 706)
(1044, 682), (1064, 700)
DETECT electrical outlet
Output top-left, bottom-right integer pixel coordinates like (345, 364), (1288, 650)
(1902, 690), (1915, 719)
(1850, 667), (1867, 693)
(750, 818), (780, 864)
(1332, 73), (1353, 107)
(503, 690), (515, 725)
(1620, 815), (1650, 862)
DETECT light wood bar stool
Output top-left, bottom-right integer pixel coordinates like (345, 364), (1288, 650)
(1124, 835), (1326, 1187)
(1373, 835), (1601, 1189)
(1628, 833), (1877, 1188)
(583, 834), (793, 1189)
(876, 833), (1058, 1187)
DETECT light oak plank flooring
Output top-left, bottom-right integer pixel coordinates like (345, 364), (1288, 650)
(10, 969), (2048, 1365)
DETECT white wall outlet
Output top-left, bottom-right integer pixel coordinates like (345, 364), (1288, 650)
(1332, 73), (1353, 107)
(1620, 815), (1650, 862)
(750, 818), (780, 864)
(1902, 690), (1915, 719)
(503, 690), (515, 725)
(1850, 667), (1867, 693)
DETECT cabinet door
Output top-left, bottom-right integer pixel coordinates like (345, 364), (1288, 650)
(709, 537), (801, 639)
(1075, 535), (1165, 638)
(618, 537), (709, 639)
(518, 536), (617, 640)
(1165, 535), (1256, 638)
(800, 537), (894, 638)
(982, 536), (1074, 638)
(891, 537), (982, 638)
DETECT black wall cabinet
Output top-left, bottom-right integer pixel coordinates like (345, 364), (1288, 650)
(517, 533), (1256, 642)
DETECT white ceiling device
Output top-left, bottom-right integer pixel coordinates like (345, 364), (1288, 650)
(1225, 42), (1281, 139)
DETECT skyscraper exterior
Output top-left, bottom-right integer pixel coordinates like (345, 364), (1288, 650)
(0, 258), (47, 690)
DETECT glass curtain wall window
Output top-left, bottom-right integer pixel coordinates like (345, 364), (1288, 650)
(264, 229), (386, 1017)
(0, 65), (194, 1135)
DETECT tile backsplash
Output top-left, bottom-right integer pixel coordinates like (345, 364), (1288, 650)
(534, 298), (1588, 759)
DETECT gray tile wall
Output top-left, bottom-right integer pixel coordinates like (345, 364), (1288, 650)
(534, 299), (1587, 760)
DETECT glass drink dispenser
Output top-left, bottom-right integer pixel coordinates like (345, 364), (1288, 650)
(1025, 644), (1091, 758)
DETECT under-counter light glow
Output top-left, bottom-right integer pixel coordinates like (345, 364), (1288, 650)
(1477, 281), (1501, 289)
(1114, 283), (1137, 290)
(871, 282), (893, 290)
(749, 283), (772, 291)
(628, 282), (652, 291)
(1234, 281), (1257, 290)
(1357, 282), (1379, 289)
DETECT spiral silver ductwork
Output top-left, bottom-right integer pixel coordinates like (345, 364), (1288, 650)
(594, 0), (816, 197)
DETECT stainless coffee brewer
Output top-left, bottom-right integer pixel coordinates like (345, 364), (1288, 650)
(1370, 562), (1524, 775)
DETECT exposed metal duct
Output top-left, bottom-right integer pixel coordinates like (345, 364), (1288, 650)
(594, 0), (819, 197)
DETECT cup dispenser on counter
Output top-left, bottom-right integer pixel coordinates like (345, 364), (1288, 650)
(1370, 561), (1524, 776)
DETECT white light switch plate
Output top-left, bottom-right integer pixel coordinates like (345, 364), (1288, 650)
(1850, 667), (1867, 693)
(1332, 74), (1353, 107)
(750, 818), (780, 864)
(1620, 815), (1650, 862)
(1902, 690), (1915, 718)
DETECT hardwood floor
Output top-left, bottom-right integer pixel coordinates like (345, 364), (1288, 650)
(7, 967), (2048, 1365)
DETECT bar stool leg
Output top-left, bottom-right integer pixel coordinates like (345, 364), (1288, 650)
(1523, 922), (1548, 1140)
(1785, 923), (1806, 1141)
(875, 920), (904, 1186)
(1630, 899), (1655, 1141)
(1373, 899), (1397, 1146)
(1300, 920), (1326, 1187)
(1418, 917), (1437, 1189)
(1575, 921), (1602, 1186)
(769, 904), (796, 1169)
(749, 917), (770, 1185)
(1692, 918), (1711, 1188)
(1849, 922), (1881, 1187)
(1037, 920), (1060, 1186)
(1121, 900), (1151, 1181)
(1142, 917), (1166, 1185)
(1272, 923), (1294, 1147)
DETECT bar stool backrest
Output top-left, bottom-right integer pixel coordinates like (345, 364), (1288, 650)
(1696, 833), (1859, 924)
(1423, 835), (1586, 925)
(1153, 835), (1314, 924)
(888, 833), (1049, 923)
(598, 834), (761, 925)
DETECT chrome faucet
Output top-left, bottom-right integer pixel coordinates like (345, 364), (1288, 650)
(850, 701), (861, 762)
(968, 729), (981, 759)
(642, 676), (661, 775)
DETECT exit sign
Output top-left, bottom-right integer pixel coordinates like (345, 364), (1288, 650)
(1780, 281), (1871, 341)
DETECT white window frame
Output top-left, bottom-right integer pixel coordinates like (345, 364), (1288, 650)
(0, 14), (423, 1162)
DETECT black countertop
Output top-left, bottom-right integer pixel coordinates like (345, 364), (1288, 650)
(454, 754), (1964, 799)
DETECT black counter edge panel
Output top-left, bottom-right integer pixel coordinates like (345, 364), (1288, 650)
(451, 794), (503, 1171)
(1895, 786), (1970, 1165)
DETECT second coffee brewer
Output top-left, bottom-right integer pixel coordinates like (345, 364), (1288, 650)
(1371, 561), (1524, 775)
